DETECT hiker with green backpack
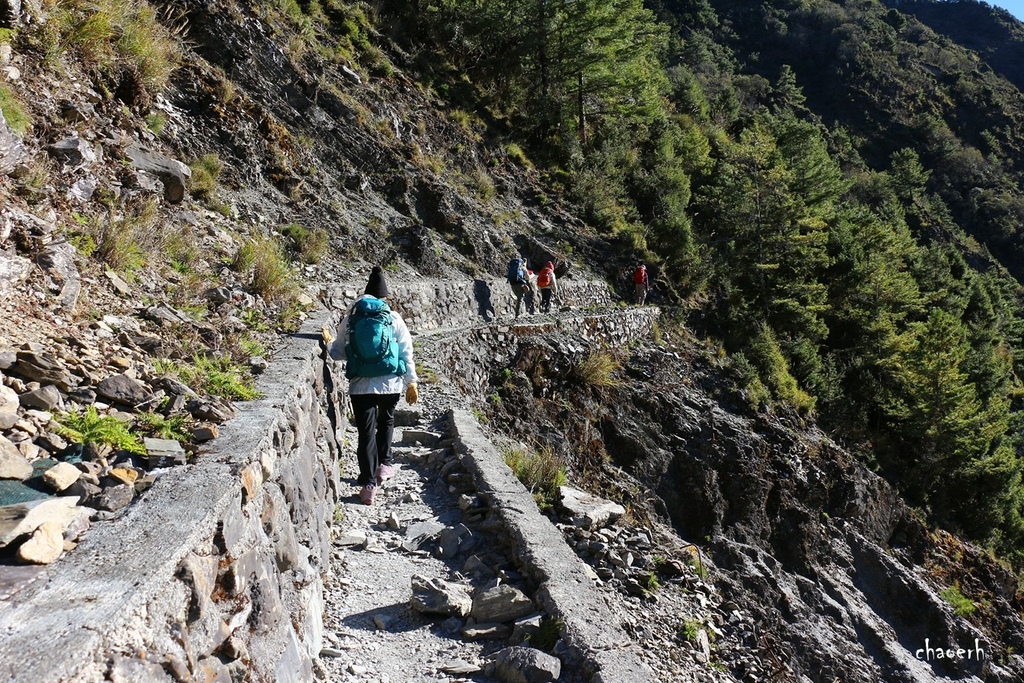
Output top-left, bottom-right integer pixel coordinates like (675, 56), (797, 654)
(321, 266), (418, 506)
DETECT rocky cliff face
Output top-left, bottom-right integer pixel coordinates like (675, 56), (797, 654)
(485, 335), (1024, 681)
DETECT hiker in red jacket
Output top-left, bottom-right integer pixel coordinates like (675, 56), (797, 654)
(537, 261), (558, 313)
(634, 264), (649, 305)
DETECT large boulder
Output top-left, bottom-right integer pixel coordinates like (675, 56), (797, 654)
(124, 146), (191, 203)
(46, 136), (99, 169)
(96, 373), (153, 407)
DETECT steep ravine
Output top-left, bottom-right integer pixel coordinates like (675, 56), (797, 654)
(483, 335), (1024, 682)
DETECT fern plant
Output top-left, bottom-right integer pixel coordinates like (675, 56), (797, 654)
(54, 406), (146, 454)
(134, 412), (191, 441)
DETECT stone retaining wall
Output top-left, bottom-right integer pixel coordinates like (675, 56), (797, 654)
(427, 308), (662, 397)
(327, 277), (615, 332)
(447, 408), (657, 683)
(0, 311), (343, 683)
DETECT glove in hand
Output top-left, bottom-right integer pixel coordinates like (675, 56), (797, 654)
(321, 325), (334, 345)
(406, 383), (419, 405)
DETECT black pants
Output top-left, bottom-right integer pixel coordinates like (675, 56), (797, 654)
(540, 288), (553, 312)
(350, 393), (400, 486)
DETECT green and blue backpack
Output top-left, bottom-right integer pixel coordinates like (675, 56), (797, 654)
(345, 297), (407, 379)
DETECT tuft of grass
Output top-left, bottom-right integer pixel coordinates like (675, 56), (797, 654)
(189, 153), (224, 204)
(46, 0), (180, 92)
(280, 223), (329, 264)
(0, 85), (30, 135)
(86, 197), (161, 274)
(940, 584), (976, 618)
(642, 571), (661, 594)
(504, 142), (533, 168)
(572, 350), (622, 387)
(214, 73), (237, 104)
(54, 406), (146, 455)
(468, 165), (496, 203)
(503, 445), (567, 510)
(51, 0), (180, 90)
(164, 226), (201, 274)
(233, 237), (297, 303)
(416, 362), (440, 384)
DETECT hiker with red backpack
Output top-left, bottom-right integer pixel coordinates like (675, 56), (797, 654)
(633, 263), (650, 305)
(321, 266), (418, 506)
(537, 261), (558, 313)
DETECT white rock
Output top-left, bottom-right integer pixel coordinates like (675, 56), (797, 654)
(16, 521), (64, 564)
(42, 462), (81, 492)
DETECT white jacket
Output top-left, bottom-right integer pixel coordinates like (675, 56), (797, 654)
(328, 295), (418, 395)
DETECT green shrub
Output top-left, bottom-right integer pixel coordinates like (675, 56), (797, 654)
(504, 142), (532, 168)
(731, 351), (771, 410)
(280, 223), (329, 263)
(939, 584), (976, 618)
(54, 406), (146, 455)
(239, 337), (266, 357)
(145, 111), (165, 135)
(746, 325), (816, 413)
(0, 86), (30, 135)
(527, 616), (563, 651)
(679, 618), (702, 642)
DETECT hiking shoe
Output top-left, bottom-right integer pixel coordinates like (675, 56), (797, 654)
(359, 484), (377, 506)
(375, 464), (396, 485)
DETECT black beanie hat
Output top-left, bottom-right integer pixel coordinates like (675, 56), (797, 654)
(365, 266), (390, 298)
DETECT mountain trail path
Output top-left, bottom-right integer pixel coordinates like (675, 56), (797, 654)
(315, 307), (726, 683)
(318, 319), (531, 683)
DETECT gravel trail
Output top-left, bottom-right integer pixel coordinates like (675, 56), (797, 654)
(318, 357), (505, 683)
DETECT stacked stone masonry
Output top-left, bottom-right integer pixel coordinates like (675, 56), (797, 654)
(0, 278), (659, 682)
(0, 309), (343, 683)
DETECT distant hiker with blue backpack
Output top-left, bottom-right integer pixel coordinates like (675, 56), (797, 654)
(321, 266), (418, 506)
(507, 255), (534, 318)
